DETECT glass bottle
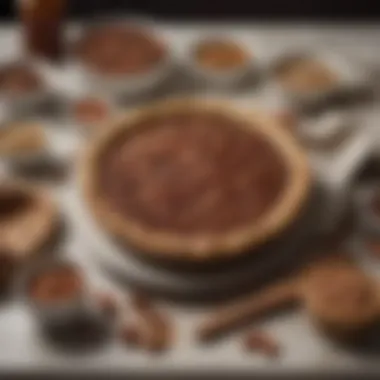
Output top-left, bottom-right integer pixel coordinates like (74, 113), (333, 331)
(17, 0), (67, 62)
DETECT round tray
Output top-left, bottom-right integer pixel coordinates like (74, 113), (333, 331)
(60, 97), (373, 300)
(63, 180), (327, 300)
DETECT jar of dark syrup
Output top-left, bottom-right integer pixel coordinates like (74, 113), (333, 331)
(17, 0), (67, 63)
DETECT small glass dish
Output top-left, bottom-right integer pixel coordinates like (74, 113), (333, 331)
(184, 34), (256, 90)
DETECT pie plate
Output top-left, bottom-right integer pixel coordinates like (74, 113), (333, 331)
(62, 100), (373, 299)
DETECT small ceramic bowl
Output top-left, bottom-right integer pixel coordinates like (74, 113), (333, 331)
(0, 120), (81, 169)
(184, 34), (256, 90)
(0, 59), (57, 118)
(297, 110), (356, 152)
(0, 121), (50, 167)
(20, 258), (93, 328)
(66, 94), (119, 136)
(71, 18), (173, 100)
(271, 50), (366, 110)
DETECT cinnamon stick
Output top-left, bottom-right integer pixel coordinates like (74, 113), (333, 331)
(197, 278), (299, 342)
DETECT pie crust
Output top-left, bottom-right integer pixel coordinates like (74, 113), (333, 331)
(81, 99), (311, 262)
(0, 181), (59, 259)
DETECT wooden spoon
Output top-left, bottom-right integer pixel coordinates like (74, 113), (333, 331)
(197, 256), (380, 342)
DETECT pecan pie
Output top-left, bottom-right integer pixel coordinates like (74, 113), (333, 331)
(81, 99), (310, 261)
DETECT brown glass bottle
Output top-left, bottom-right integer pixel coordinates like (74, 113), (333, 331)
(18, 0), (66, 62)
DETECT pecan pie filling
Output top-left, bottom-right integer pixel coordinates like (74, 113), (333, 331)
(99, 112), (287, 234)
(76, 25), (166, 76)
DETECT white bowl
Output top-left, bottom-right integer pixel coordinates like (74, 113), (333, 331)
(71, 18), (173, 100)
(184, 34), (257, 90)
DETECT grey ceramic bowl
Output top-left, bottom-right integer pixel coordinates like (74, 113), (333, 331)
(270, 49), (367, 110)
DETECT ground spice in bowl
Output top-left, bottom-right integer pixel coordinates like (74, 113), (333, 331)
(195, 39), (250, 71)
(29, 264), (83, 306)
(275, 56), (338, 94)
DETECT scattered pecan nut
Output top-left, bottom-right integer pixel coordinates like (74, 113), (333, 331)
(121, 323), (140, 347)
(243, 330), (280, 358)
(130, 291), (152, 312)
(141, 309), (173, 352)
(97, 292), (119, 318)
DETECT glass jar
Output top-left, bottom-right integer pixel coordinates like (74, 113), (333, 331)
(17, 0), (67, 62)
